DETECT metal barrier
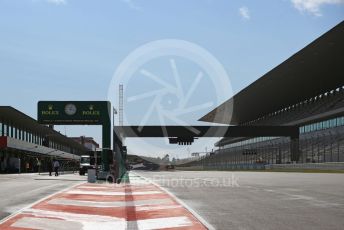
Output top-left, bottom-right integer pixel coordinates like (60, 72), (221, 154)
(267, 162), (344, 170)
(179, 163), (266, 171)
(179, 162), (344, 171)
(115, 150), (128, 183)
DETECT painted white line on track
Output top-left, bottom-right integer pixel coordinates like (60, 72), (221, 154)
(77, 185), (155, 190)
(15, 211), (193, 230)
(0, 181), (85, 225)
(2, 175), (208, 230)
(23, 208), (124, 222)
(4, 183), (66, 213)
(76, 186), (127, 189)
(11, 183), (67, 197)
(135, 204), (182, 211)
(12, 216), (125, 230)
(131, 172), (216, 230)
(12, 217), (84, 230)
(48, 198), (174, 207)
(66, 190), (162, 196)
(136, 216), (193, 230)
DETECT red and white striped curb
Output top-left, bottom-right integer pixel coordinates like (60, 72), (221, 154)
(0, 174), (208, 230)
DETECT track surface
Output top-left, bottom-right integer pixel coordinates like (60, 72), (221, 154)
(0, 173), (207, 230)
(0, 173), (84, 220)
(1, 171), (344, 229)
(136, 170), (344, 230)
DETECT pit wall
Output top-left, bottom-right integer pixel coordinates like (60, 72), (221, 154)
(177, 162), (344, 171)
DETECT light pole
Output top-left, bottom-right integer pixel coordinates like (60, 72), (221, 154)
(113, 107), (118, 128)
(18, 158), (21, 174)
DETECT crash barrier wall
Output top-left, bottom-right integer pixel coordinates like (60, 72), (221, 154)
(178, 163), (266, 171)
(178, 162), (344, 171)
(115, 151), (127, 183)
(266, 162), (344, 170)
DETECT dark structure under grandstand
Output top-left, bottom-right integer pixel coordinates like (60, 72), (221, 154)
(187, 21), (344, 169)
(0, 106), (87, 173)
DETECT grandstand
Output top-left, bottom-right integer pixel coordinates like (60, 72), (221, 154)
(184, 21), (344, 170)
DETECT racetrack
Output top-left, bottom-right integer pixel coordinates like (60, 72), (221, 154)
(135, 170), (344, 230)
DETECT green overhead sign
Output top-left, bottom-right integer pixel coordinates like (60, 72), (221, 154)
(37, 101), (112, 172)
(38, 101), (111, 125)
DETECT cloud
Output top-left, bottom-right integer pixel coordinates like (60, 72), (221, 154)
(121, 0), (142, 11)
(46, 0), (66, 5)
(239, 6), (250, 20)
(291, 0), (344, 16)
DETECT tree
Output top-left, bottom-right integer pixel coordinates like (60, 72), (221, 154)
(162, 154), (170, 163)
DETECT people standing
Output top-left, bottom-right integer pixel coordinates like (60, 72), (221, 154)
(25, 162), (30, 173)
(0, 157), (5, 173)
(53, 160), (60, 176)
(37, 158), (41, 175)
(48, 160), (53, 176)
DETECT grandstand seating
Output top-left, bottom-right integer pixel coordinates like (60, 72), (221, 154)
(246, 86), (344, 126)
(192, 21), (344, 169)
(182, 121), (344, 168)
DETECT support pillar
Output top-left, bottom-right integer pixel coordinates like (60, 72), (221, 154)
(290, 137), (300, 162)
(113, 128), (125, 183)
(102, 120), (111, 172)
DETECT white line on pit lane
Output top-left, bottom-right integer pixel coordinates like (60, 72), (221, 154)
(48, 198), (174, 207)
(16, 210), (193, 230)
(0, 182), (85, 225)
(66, 190), (163, 196)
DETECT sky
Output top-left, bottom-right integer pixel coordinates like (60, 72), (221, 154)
(0, 0), (343, 159)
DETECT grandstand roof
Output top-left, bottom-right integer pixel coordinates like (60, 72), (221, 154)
(200, 21), (344, 125)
